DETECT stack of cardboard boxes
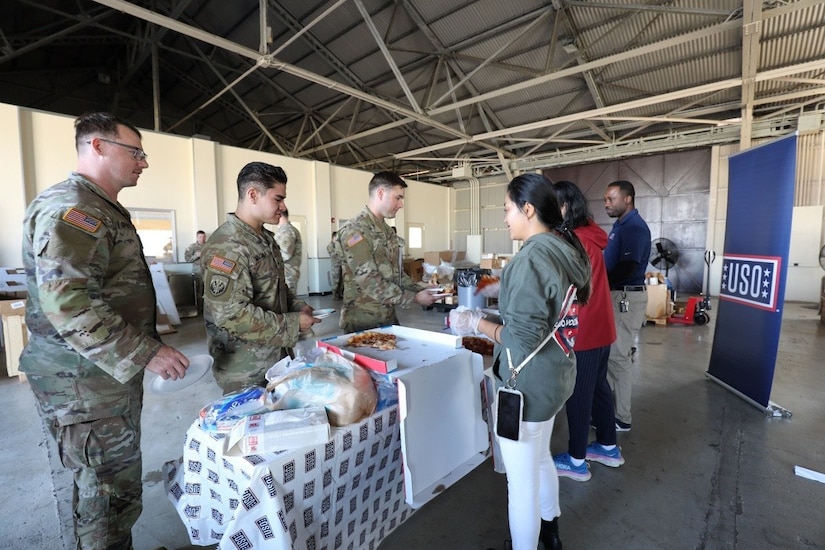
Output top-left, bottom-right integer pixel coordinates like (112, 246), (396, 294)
(423, 250), (466, 266)
(479, 254), (510, 270)
(644, 271), (673, 325)
(1, 267), (28, 377)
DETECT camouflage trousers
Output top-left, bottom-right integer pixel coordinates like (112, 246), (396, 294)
(207, 327), (292, 394)
(28, 373), (144, 550)
(339, 307), (399, 334)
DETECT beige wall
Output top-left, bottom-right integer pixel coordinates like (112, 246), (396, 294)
(0, 104), (26, 267)
(0, 103), (451, 275)
(326, 165), (452, 256)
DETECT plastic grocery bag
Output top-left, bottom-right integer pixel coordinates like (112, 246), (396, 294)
(265, 351), (378, 427)
(199, 386), (269, 433)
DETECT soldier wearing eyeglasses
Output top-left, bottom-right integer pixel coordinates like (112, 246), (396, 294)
(19, 112), (189, 549)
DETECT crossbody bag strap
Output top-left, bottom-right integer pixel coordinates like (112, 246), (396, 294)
(504, 284), (578, 388)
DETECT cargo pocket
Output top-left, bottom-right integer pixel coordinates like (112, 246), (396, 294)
(55, 401), (139, 470)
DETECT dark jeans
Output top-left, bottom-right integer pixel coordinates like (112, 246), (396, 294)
(564, 345), (617, 459)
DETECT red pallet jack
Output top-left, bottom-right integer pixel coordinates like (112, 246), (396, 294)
(667, 295), (710, 325)
(667, 251), (715, 326)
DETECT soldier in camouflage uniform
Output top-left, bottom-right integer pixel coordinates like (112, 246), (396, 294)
(274, 209), (302, 295)
(337, 171), (438, 333)
(19, 112), (190, 550)
(201, 162), (319, 394)
(326, 231), (343, 300)
(184, 230), (206, 262)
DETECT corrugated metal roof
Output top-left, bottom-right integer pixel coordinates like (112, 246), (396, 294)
(1, 0), (823, 181)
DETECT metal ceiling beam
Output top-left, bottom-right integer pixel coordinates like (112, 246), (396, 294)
(267, 0), (431, 151)
(477, 56), (825, 141)
(428, 9), (554, 110)
(428, 18), (742, 116)
(307, 11), (745, 156)
(563, 2), (732, 17)
(119, 0), (193, 86)
(192, 44), (290, 156)
(297, 97), (353, 151)
(397, 52), (825, 160)
(426, 0), (819, 119)
(399, 0), (506, 135)
(0, 11), (112, 66)
(353, 0), (421, 114)
(739, 0), (762, 148)
(510, 115), (805, 173)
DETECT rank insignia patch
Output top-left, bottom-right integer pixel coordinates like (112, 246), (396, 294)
(62, 207), (102, 233)
(209, 256), (236, 274)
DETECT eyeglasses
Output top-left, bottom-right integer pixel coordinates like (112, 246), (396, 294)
(87, 138), (148, 161)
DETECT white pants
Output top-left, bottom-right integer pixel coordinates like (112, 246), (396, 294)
(497, 416), (559, 550)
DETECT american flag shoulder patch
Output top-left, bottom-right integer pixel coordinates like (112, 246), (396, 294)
(346, 233), (364, 248)
(209, 255), (236, 274)
(62, 207), (102, 233)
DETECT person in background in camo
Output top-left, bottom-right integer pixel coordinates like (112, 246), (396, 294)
(327, 230), (344, 300)
(19, 112), (190, 549)
(274, 208), (302, 295)
(200, 162), (319, 394)
(337, 171), (438, 333)
(185, 229), (207, 262)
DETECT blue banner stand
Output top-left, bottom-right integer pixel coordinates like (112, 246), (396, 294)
(705, 133), (797, 418)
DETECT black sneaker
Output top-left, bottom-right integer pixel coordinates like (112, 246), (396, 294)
(615, 420), (632, 432)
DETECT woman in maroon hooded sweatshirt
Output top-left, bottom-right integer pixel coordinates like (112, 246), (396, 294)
(551, 180), (625, 481)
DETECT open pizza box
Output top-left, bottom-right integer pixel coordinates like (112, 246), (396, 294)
(317, 325), (461, 374)
(320, 326), (488, 509)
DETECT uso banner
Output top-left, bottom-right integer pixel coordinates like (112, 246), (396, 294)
(706, 133), (796, 412)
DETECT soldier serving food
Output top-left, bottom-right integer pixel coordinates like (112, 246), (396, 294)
(336, 171), (439, 333)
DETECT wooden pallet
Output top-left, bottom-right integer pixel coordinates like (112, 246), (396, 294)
(646, 316), (668, 326)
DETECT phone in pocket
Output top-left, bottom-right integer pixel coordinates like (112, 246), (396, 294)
(496, 387), (523, 441)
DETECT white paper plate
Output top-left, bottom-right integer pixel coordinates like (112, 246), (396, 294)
(313, 308), (336, 319)
(150, 354), (212, 394)
(429, 293), (452, 298)
(425, 287), (445, 293)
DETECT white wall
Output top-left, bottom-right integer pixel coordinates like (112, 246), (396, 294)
(0, 102), (451, 276)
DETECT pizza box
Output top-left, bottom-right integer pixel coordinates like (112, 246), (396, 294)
(223, 407), (331, 457)
(320, 325), (489, 509)
(318, 325), (462, 375)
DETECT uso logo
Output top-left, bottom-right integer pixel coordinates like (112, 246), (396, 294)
(720, 254), (781, 312)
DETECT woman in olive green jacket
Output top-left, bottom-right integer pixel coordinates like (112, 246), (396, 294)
(452, 173), (591, 550)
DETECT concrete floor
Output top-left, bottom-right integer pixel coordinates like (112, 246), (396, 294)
(1, 296), (823, 550)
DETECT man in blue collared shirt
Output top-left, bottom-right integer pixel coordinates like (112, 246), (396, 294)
(604, 180), (651, 432)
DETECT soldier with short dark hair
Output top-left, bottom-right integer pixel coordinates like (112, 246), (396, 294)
(200, 162), (319, 393)
(337, 171), (438, 332)
(20, 112), (190, 549)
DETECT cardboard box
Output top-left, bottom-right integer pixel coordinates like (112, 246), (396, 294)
(423, 251), (465, 265)
(224, 407), (331, 457)
(0, 267), (27, 299)
(320, 325), (488, 509)
(645, 284), (672, 322)
(402, 258), (424, 282)
(318, 325), (462, 374)
(1, 299), (28, 377)
(479, 257), (502, 269)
